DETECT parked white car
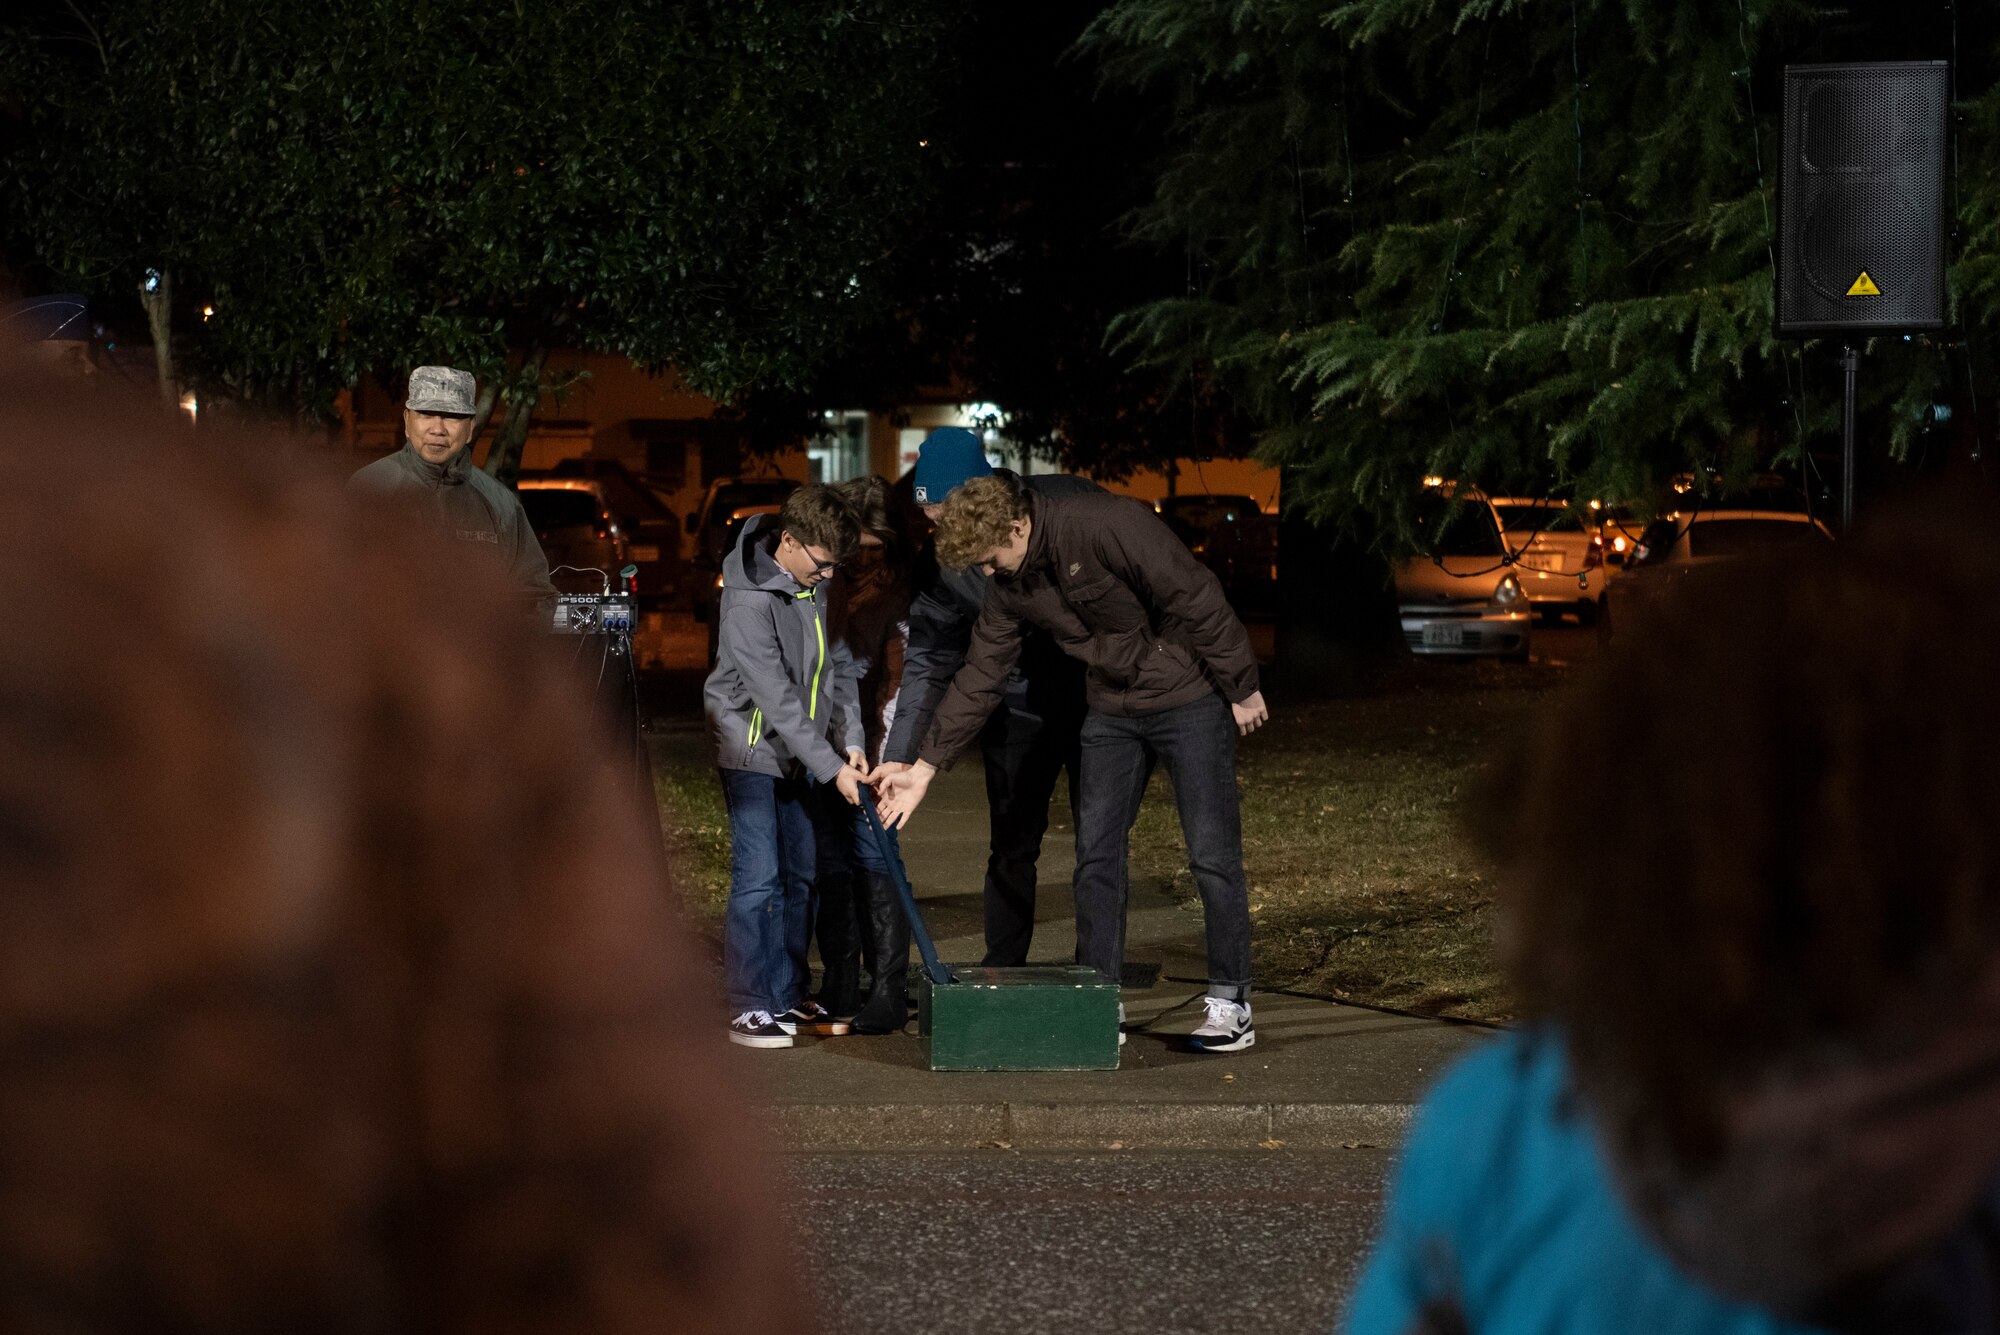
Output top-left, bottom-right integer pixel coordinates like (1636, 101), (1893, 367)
(1489, 497), (1609, 625)
(1604, 508), (1835, 631)
(1395, 491), (1531, 660)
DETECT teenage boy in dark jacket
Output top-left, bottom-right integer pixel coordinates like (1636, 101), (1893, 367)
(875, 427), (1101, 968)
(876, 475), (1269, 1052)
(703, 486), (863, 1048)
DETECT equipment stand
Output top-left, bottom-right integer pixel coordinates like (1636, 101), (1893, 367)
(1839, 343), (1861, 533)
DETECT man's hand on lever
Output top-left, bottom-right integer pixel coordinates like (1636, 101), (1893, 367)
(874, 760), (935, 830)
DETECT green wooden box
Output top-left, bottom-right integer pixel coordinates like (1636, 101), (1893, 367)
(916, 965), (1121, 1071)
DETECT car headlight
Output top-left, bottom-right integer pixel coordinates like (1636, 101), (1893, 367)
(1491, 573), (1525, 609)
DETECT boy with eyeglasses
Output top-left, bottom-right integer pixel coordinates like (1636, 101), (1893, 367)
(703, 484), (865, 1047)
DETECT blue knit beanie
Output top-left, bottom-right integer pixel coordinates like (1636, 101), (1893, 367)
(912, 427), (993, 505)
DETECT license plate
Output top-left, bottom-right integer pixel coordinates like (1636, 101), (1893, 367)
(1422, 623), (1466, 648)
(629, 545), (660, 561)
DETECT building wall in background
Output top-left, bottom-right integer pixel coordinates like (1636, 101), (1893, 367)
(348, 353), (1282, 565)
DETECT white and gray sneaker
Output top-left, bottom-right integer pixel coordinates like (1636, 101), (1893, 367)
(729, 1010), (794, 1049)
(1188, 997), (1254, 1053)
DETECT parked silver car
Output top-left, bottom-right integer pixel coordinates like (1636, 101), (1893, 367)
(1395, 491), (1531, 660)
(517, 478), (632, 595)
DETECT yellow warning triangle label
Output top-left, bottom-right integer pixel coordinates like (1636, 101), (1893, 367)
(1847, 271), (1882, 297)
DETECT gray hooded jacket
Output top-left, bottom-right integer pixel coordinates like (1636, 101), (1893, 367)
(703, 514), (861, 782)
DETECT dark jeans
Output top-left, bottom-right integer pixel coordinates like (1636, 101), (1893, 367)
(720, 768), (817, 1016)
(980, 704), (1084, 967)
(1074, 693), (1252, 1001)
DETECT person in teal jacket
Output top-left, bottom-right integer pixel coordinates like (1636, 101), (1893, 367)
(1347, 494), (2000, 1335)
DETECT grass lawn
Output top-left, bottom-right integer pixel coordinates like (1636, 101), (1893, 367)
(651, 756), (732, 921)
(1130, 661), (1560, 1024)
(651, 659), (1563, 1025)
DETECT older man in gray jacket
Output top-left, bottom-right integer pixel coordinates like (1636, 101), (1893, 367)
(347, 365), (556, 602)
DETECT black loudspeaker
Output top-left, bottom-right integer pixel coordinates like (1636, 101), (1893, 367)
(1777, 61), (1948, 338)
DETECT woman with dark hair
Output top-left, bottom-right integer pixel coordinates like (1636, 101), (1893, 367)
(813, 473), (921, 1031)
(1347, 492), (2000, 1334)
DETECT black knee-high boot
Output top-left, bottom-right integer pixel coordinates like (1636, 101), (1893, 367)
(851, 871), (910, 1035)
(813, 869), (864, 1017)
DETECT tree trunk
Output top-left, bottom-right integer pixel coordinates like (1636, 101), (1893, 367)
(138, 270), (176, 407)
(464, 380), (501, 454)
(481, 344), (549, 490)
(1269, 466), (1403, 695)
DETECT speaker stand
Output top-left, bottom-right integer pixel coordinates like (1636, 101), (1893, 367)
(1839, 343), (1861, 534)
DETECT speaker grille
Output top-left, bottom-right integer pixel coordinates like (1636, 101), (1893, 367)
(1800, 188), (1921, 301)
(1802, 83), (1886, 175)
(1778, 62), (1947, 337)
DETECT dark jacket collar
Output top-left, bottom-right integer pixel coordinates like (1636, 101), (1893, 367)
(395, 440), (472, 487)
(1020, 489), (1056, 575)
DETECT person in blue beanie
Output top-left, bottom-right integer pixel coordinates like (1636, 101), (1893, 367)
(865, 428), (1100, 1007)
(1346, 494), (2000, 1334)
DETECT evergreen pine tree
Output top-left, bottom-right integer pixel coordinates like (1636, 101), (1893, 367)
(1084, 0), (1998, 542)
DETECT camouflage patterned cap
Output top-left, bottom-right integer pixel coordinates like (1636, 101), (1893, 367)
(405, 365), (476, 415)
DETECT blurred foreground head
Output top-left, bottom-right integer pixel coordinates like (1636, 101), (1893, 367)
(0, 374), (800, 1333)
(1481, 487), (2000, 1306)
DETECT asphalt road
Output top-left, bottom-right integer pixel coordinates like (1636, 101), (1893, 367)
(785, 1148), (1393, 1335)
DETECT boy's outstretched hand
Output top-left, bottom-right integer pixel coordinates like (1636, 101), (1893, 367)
(874, 760), (935, 830)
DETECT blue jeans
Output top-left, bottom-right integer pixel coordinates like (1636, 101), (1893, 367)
(721, 768), (818, 1016)
(1074, 693), (1252, 1001)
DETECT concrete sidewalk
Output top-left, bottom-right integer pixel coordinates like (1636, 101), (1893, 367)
(710, 749), (1492, 1151)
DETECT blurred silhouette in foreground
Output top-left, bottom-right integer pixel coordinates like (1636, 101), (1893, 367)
(1348, 490), (2000, 1335)
(0, 374), (803, 1333)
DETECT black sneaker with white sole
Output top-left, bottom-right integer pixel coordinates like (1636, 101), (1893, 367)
(782, 1000), (850, 1037)
(1187, 997), (1254, 1053)
(729, 1011), (794, 1049)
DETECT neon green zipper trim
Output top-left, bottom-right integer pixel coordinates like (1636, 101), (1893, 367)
(806, 588), (825, 720)
(749, 588), (820, 749)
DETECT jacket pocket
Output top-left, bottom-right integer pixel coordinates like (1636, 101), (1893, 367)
(1061, 572), (1146, 633)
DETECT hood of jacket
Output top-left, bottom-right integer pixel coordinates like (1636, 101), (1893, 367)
(723, 513), (799, 594)
(1596, 963), (2000, 1328)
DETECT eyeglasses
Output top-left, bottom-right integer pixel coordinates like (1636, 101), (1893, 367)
(783, 533), (841, 575)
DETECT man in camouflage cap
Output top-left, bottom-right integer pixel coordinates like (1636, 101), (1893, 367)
(347, 365), (556, 600)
